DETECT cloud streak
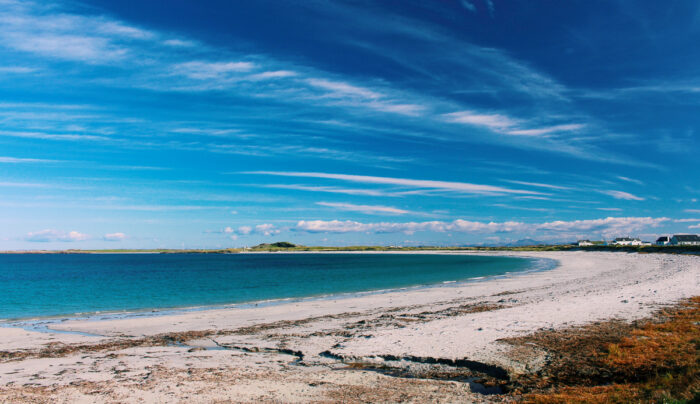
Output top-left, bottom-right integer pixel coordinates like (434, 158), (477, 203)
(599, 190), (645, 201)
(316, 202), (416, 215)
(247, 171), (543, 196)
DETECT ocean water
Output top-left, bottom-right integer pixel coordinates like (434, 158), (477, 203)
(0, 253), (551, 320)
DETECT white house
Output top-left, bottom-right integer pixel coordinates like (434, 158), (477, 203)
(670, 234), (700, 246)
(577, 240), (593, 246)
(611, 237), (643, 246)
(656, 236), (671, 246)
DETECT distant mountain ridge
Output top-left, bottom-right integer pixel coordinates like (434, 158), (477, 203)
(504, 239), (547, 247)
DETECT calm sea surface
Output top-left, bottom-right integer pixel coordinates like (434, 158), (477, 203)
(0, 253), (550, 320)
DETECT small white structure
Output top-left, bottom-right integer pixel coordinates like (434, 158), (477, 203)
(670, 234), (700, 246)
(611, 237), (643, 246)
(577, 240), (593, 246)
(656, 236), (670, 246)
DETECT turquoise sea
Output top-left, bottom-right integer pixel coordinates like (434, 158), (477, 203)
(0, 253), (554, 321)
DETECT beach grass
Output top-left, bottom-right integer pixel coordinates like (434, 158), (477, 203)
(517, 296), (700, 403)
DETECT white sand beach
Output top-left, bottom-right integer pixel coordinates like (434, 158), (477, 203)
(0, 251), (698, 403)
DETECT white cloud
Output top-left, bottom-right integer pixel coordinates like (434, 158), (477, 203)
(443, 110), (518, 131)
(506, 180), (572, 190)
(173, 61), (256, 79)
(0, 181), (49, 187)
(295, 219), (528, 235)
(306, 78), (381, 99)
(599, 190), (645, 201)
(293, 216), (669, 237)
(247, 171), (542, 196)
(616, 176), (644, 185)
(0, 66), (38, 74)
(507, 124), (585, 136)
(0, 156), (55, 163)
(365, 101), (425, 116)
(535, 217), (667, 234)
(685, 209), (700, 213)
(222, 224), (279, 237)
(6, 33), (128, 62)
(255, 223), (280, 236)
(0, 2), (144, 63)
(103, 232), (126, 241)
(262, 184), (397, 197)
(26, 229), (89, 242)
(0, 130), (109, 142)
(98, 21), (154, 40)
(444, 111), (585, 139)
(305, 78), (425, 116)
(316, 202), (413, 215)
(247, 70), (297, 80)
(163, 38), (196, 47)
(689, 224), (700, 229)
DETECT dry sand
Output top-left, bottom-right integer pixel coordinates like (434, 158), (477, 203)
(0, 251), (698, 403)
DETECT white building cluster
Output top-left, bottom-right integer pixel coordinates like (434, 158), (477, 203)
(576, 234), (700, 247)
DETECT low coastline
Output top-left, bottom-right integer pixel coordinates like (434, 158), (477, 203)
(1, 251), (698, 402)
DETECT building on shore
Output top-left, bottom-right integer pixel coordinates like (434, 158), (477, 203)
(670, 234), (700, 246)
(577, 240), (606, 247)
(656, 236), (671, 246)
(611, 237), (643, 246)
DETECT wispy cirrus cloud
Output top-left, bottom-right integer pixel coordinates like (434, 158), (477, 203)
(443, 110), (518, 131)
(172, 61), (256, 80)
(305, 78), (425, 116)
(260, 184), (398, 197)
(443, 111), (585, 138)
(247, 70), (297, 81)
(599, 190), (645, 201)
(0, 1), (152, 64)
(246, 171), (543, 196)
(505, 180), (573, 190)
(0, 130), (109, 142)
(0, 66), (38, 74)
(0, 0), (652, 169)
(507, 124), (586, 137)
(307, 78), (381, 99)
(0, 156), (57, 163)
(316, 202), (417, 215)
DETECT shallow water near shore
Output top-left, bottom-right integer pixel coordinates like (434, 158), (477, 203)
(0, 253), (553, 321)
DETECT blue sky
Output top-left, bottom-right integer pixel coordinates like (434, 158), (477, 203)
(1, 0), (699, 249)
